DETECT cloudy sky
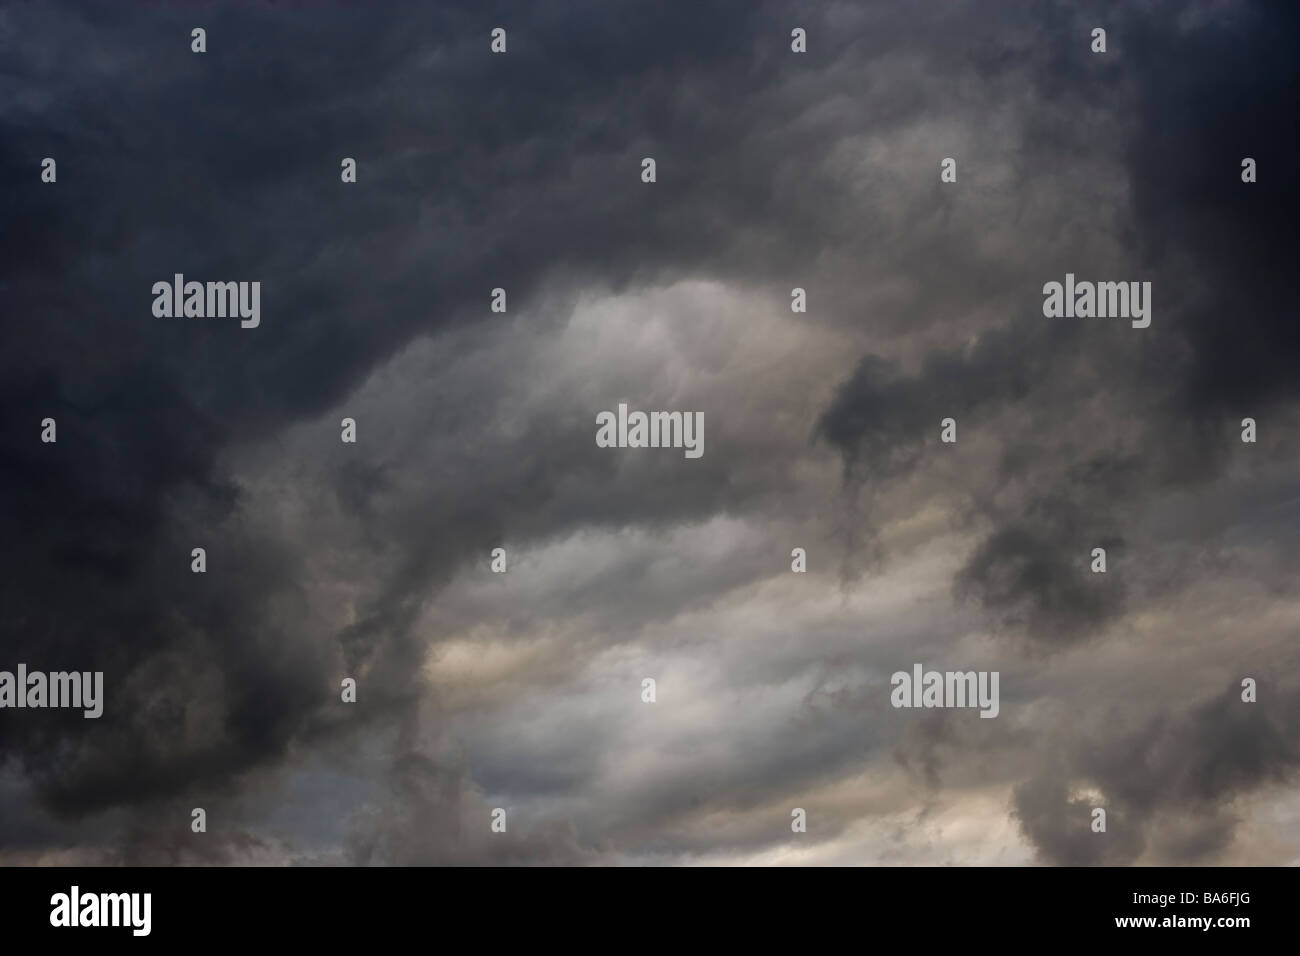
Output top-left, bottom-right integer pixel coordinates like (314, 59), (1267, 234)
(2, 0), (1297, 866)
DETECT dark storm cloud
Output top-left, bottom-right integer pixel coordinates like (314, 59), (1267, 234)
(817, 1), (1299, 654)
(1000, 2), (1300, 854)
(1014, 680), (1300, 865)
(816, 315), (1141, 646)
(2, 0), (1296, 867)
(1122, 3), (1300, 415)
(801, 0), (1300, 862)
(817, 320), (1048, 483)
(0, 0), (918, 844)
(953, 496), (1127, 647)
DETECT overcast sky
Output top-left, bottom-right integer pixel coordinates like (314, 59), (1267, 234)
(1, 0), (1297, 865)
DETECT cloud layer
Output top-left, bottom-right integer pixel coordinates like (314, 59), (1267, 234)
(1, 0), (1297, 865)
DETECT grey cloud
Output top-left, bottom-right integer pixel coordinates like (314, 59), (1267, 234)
(1, 0), (1295, 867)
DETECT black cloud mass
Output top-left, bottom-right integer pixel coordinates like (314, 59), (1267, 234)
(1, 0), (1297, 865)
